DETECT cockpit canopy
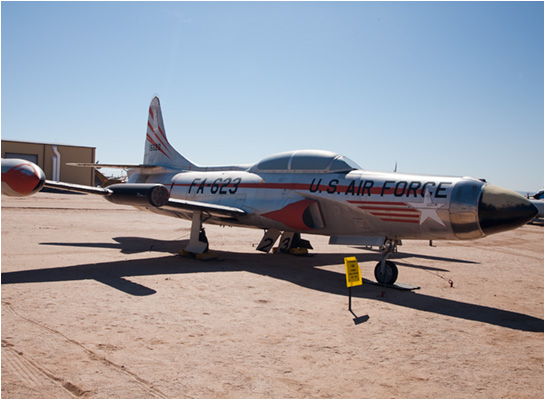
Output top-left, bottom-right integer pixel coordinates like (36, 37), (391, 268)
(251, 150), (361, 174)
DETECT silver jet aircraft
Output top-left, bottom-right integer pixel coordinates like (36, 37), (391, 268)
(2, 97), (538, 286)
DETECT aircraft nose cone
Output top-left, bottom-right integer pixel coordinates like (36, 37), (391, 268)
(478, 184), (538, 235)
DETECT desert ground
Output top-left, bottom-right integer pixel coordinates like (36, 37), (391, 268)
(1, 192), (543, 398)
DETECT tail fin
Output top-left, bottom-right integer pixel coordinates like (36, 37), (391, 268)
(144, 97), (197, 170)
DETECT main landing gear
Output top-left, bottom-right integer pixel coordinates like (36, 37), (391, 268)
(374, 239), (400, 285)
(180, 211), (217, 260)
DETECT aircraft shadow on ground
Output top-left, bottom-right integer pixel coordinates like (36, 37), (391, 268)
(2, 237), (542, 333)
(40, 237), (183, 255)
(41, 237), (473, 272)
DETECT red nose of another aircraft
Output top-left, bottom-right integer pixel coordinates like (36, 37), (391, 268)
(478, 184), (538, 235)
(1, 159), (46, 197)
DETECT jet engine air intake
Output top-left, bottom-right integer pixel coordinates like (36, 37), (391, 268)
(262, 199), (325, 231)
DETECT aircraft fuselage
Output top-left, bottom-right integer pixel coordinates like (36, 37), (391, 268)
(128, 166), (525, 242)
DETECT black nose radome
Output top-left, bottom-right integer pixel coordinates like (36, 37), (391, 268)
(478, 184), (538, 235)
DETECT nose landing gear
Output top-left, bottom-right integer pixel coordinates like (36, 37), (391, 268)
(374, 239), (400, 285)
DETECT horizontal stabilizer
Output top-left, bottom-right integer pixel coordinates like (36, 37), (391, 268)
(68, 162), (164, 170)
(67, 163), (178, 175)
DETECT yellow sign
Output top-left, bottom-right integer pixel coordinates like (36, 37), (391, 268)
(344, 257), (362, 287)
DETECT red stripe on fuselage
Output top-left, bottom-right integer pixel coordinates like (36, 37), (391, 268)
(171, 182), (429, 197)
(171, 182), (310, 191)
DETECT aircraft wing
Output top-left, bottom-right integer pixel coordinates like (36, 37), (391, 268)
(44, 180), (111, 195)
(43, 180), (245, 218)
(163, 199), (246, 218)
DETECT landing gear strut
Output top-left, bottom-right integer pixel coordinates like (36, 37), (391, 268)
(182, 211), (210, 255)
(374, 239), (400, 285)
(179, 211), (218, 260)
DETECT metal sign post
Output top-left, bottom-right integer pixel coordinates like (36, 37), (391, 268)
(344, 256), (362, 312)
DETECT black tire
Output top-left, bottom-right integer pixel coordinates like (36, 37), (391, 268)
(374, 261), (398, 285)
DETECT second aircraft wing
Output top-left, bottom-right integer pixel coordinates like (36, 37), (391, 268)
(43, 181), (246, 218)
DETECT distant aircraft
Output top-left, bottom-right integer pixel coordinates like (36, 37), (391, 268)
(531, 189), (544, 200)
(1, 97), (538, 286)
(527, 189), (544, 223)
(94, 168), (126, 187)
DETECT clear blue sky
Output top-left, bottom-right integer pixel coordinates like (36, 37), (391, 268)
(2, 1), (543, 192)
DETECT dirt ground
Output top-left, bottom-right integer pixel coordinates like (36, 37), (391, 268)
(2, 192), (543, 398)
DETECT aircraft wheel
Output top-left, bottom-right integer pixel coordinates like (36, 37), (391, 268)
(374, 261), (398, 285)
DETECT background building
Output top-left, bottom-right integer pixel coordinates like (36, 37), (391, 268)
(2, 140), (95, 186)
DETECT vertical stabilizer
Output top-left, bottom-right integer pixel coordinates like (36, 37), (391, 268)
(144, 97), (197, 169)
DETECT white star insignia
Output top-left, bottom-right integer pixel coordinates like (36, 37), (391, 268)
(407, 191), (446, 226)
